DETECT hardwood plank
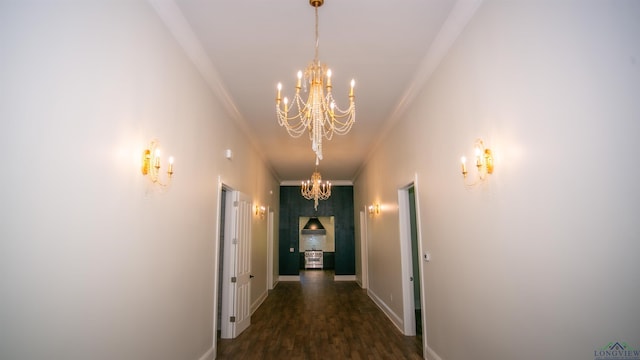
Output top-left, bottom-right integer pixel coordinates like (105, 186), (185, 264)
(217, 270), (423, 359)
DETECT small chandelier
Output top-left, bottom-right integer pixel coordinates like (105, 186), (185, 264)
(276, 0), (356, 163)
(301, 168), (331, 211)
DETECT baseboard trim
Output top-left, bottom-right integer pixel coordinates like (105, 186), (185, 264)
(367, 289), (404, 332)
(250, 289), (268, 315)
(278, 275), (300, 282)
(197, 346), (214, 360)
(334, 275), (356, 281)
(426, 345), (444, 360)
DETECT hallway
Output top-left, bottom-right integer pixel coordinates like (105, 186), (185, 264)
(216, 271), (423, 359)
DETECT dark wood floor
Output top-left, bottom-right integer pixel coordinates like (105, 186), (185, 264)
(216, 270), (423, 359)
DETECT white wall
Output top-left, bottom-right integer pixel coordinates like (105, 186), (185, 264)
(0, 2), (279, 360)
(355, 1), (640, 359)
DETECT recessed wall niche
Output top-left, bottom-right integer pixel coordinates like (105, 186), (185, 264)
(299, 216), (335, 252)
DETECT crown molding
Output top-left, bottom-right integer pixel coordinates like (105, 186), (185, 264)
(353, 0), (484, 182)
(147, 0), (282, 181)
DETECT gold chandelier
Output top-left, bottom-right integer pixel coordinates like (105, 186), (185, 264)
(276, 0), (356, 163)
(301, 169), (331, 210)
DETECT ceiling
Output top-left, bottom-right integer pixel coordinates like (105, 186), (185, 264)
(163, 0), (463, 182)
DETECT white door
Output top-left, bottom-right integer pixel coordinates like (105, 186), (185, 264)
(221, 190), (252, 338)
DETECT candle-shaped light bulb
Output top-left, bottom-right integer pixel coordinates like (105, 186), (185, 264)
(283, 97), (288, 112)
(276, 82), (282, 102)
(296, 71), (302, 88)
(461, 156), (467, 175)
(326, 69), (332, 87)
(475, 147), (482, 167)
(350, 79), (355, 97)
(168, 156), (174, 175)
(154, 149), (161, 168)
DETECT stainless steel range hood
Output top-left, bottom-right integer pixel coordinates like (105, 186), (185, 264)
(301, 217), (326, 235)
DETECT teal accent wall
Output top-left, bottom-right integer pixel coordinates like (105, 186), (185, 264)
(279, 186), (355, 275)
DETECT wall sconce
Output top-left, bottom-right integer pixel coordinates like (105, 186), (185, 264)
(255, 205), (266, 218)
(460, 138), (493, 185)
(368, 203), (380, 215)
(141, 140), (174, 187)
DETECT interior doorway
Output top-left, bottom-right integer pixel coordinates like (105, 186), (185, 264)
(408, 186), (422, 336)
(358, 209), (369, 289)
(398, 179), (425, 343)
(216, 187), (228, 340)
(267, 209), (274, 290)
(216, 186), (252, 340)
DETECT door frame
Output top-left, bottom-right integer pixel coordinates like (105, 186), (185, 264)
(218, 183), (236, 339)
(398, 174), (426, 347)
(267, 208), (275, 290)
(215, 179), (253, 341)
(213, 177), (228, 351)
(359, 208), (369, 289)
(220, 190), (252, 338)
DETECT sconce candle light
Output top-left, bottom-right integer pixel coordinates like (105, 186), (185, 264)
(460, 156), (468, 177)
(141, 140), (174, 187)
(368, 203), (380, 215)
(460, 138), (493, 185)
(255, 205), (266, 218)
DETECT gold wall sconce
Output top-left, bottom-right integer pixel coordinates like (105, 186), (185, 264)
(255, 205), (266, 218)
(460, 138), (493, 185)
(141, 140), (174, 187)
(368, 203), (380, 215)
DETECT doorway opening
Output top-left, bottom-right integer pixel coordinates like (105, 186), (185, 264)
(408, 186), (422, 336)
(216, 186), (252, 340)
(398, 179), (425, 348)
(216, 187), (228, 340)
(267, 209), (275, 290)
(358, 209), (369, 289)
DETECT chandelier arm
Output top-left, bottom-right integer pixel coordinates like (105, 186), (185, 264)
(325, 93), (355, 114)
(276, 107), (308, 129)
(276, 91), (318, 137)
(321, 109), (355, 127)
(326, 103), (355, 116)
(328, 119), (356, 135)
(276, 112), (308, 137)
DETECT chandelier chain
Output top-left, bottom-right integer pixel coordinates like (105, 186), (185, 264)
(314, 5), (319, 62)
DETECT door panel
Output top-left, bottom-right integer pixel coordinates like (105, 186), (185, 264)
(232, 191), (252, 336)
(220, 190), (252, 339)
